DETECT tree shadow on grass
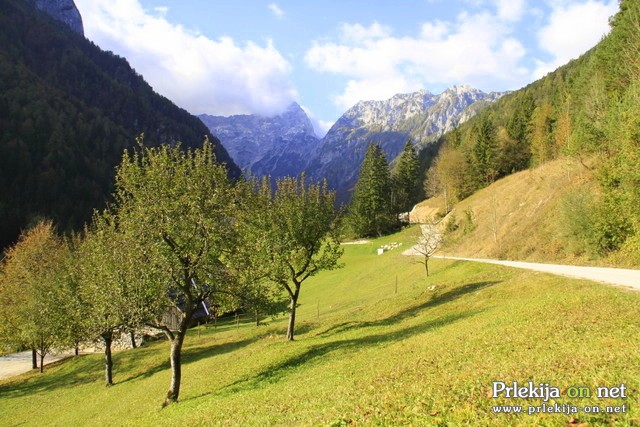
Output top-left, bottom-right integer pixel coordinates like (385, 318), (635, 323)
(199, 311), (485, 400)
(316, 280), (499, 338)
(0, 354), (100, 399)
(0, 334), (262, 399)
(187, 280), (499, 400)
(179, 280), (500, 402)
(118, 335), (260, 384)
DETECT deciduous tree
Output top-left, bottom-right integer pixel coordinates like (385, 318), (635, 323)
(413, 222), (443, 277)
(78, 212), (166, 386)
(260, 175), (343, 341)
(0, 221), (78, 372)
(110, 138), (240, 405)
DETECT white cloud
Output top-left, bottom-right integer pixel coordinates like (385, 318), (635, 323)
(153, 6), (168, 16)
(461, 0), (528, 21)
(305, 11), (529, 110)
(75, 0), (297, 116)
(300, 105), (333, 137)
(340, 22), (392, 43)
(534, 0), (618, 78)
(495, 0), (527, 21)
(268, 3), (284, 18)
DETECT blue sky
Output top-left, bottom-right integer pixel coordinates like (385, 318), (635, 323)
(74, 0), (618, 136)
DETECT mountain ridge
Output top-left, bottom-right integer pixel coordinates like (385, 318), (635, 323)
(34, 0), (84, 35)
(306, 86), (505, 201)
(199, 102), (319, 179)
(202, 86), (503, 199)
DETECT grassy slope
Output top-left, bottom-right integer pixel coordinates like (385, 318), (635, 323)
(411, 157), (609, 265)
(1, 227), (639, 426)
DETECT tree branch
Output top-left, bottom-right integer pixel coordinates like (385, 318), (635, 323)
(146, 323), (175, 341)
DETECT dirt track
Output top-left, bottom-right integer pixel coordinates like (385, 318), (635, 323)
(0, 351), (75, 380)
(434, 255), (640, 289)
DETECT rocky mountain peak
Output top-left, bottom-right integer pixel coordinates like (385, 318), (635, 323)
(278, 102), (317, 138)
(34, 0), (84, 35)
(305, 85), (504, 202)
(199, 102), (320, 179)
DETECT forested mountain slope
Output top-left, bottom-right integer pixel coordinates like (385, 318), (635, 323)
(0, 0), (239, 249)
(423, 0), (640, 264)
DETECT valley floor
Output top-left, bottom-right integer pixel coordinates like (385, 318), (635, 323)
(1, 226), (639, 426)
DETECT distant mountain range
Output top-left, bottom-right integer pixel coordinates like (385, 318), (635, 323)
(201, 86), (503, 201)
(199, 103), (318, 180)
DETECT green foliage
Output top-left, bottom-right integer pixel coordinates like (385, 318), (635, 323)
(392, 140), (421, 212)
(462, 209), (477, 235)
(110, 138), (243, 403)
(258, 174), (343, 340)
(469, 116), (499, 186)
(421, 1), (640, 261)
(558, 189), (600, 256)
(349, 144), (397, 237)
(444, 214), (459, 234)
(113, 138), (239, 306)
(0, 221), (81, 369)
(226, 178), (289, 323)
(3, 229), (640, 425)
(78, 211), (167, 343)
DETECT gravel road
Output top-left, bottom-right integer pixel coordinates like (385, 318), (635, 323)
(433, 255), (640, 289)
(0, 351), (76, 380)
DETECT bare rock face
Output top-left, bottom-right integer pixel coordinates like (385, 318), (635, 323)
(305, 86), (505, 201)
(34, 0), (84, 35)
(200, 102), (320, 180)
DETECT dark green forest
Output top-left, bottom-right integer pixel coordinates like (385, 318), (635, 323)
(0, 0), (240, 250)
(423, 0), (640, 263)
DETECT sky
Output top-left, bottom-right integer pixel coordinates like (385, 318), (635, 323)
(74, 0), (619, 137)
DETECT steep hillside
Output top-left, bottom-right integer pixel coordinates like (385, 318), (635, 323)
(307, 86), (503, 201)
(200, 103), (319, 179)
(423, 0), (640, 264)
(412, 158), (607, 265)
(0, 0), (239, 249)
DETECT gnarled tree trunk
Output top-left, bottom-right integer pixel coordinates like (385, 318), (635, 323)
(286, 287), (300, 341)
(163, 304), (193, 407)
(102, 331), (114, 386)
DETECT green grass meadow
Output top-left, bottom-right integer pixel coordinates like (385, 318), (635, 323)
(1, 226), (639, 426)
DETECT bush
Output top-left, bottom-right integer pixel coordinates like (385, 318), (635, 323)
(558, 189), (599, 256)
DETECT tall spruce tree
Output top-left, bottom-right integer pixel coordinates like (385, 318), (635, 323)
(350, 144), (396, 236)
(470, 116), (499, 186)
(393, 140), (421, 213)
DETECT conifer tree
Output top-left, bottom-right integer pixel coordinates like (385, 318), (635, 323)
(350, 144), (396, 236)
(470, 116), (499, 186)
(393, 140), (421, 213)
